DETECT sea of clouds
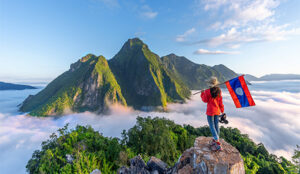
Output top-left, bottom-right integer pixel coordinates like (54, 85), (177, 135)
(0, 80), (300, 174)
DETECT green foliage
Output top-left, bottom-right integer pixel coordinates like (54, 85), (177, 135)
(27, 117), (298, 174)
(122, 116), (193, 165)
(30, 87), (81, 116)
(26, 124), (127, 174)
(20, 54), (97, 114)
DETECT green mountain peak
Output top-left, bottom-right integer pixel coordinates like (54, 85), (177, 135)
(20, 38), (191, 116)
(109, 39), (190, 109)
(20, 54), (126, 116)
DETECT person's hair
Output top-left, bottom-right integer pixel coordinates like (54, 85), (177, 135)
(210, 86), (221, 98)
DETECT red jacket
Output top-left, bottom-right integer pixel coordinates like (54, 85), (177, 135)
(201, 89), (224, 116)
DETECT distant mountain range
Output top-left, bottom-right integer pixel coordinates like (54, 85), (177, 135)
(20, 38), (238, 116)
(244, 74), (300, 81)
(0, 82), (36, 90)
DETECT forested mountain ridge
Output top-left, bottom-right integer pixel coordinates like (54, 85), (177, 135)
(161, 54), (238, 89)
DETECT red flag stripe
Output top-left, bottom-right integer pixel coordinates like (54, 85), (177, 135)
(225, 81), (242, 108)
(238, 76), (256, 106)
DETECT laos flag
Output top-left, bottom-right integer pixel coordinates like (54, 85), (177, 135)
(225, 75), (255, 108)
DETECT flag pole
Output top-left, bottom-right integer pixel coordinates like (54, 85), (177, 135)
(192, 75), (245, 95)
(192, 81), (226, 95)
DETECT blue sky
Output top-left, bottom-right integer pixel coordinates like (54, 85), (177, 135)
(1, 0), (300, 82)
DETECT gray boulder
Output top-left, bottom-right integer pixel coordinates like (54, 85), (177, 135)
(147, 156), (168, 173)
(118, 155), (150, 174)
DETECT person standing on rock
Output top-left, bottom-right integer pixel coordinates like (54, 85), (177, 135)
(200, 76), (224, 151)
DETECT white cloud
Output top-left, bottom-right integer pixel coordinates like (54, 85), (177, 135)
(189, 0), (300, 49)
(176, 28), (196, 42)
(140, 5), (158, 19)
(201, 0), (279, 29)
(198, 25), (300, 47)
(1, 81), (300, 173)
(193, 48), (239, 55)
(202, 0), (228, 11)
(141, 11), (158, 19)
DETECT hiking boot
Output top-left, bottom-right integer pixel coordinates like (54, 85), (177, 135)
(216, 143), (223, 151)
(210, 142), (223, 151)
(209, 139), (217, 146)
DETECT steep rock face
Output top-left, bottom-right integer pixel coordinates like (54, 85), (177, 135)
(161, 54), (238, 90)
(109, 38), (190, 109)
(20, 54), (126, 116)
(118, 136), (245, 174)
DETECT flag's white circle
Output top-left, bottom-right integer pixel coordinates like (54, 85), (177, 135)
(235, 87), (244, 96)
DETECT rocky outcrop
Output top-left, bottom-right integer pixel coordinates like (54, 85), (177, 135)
(118, 156), (150, 174)
(118, 136), (245, 174)
(118, 156), (170, 174)
(147, 157), (168, 173)
(173, 136), (245, 174)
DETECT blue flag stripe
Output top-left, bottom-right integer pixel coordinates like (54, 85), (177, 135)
(228, 77), (250, 107)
